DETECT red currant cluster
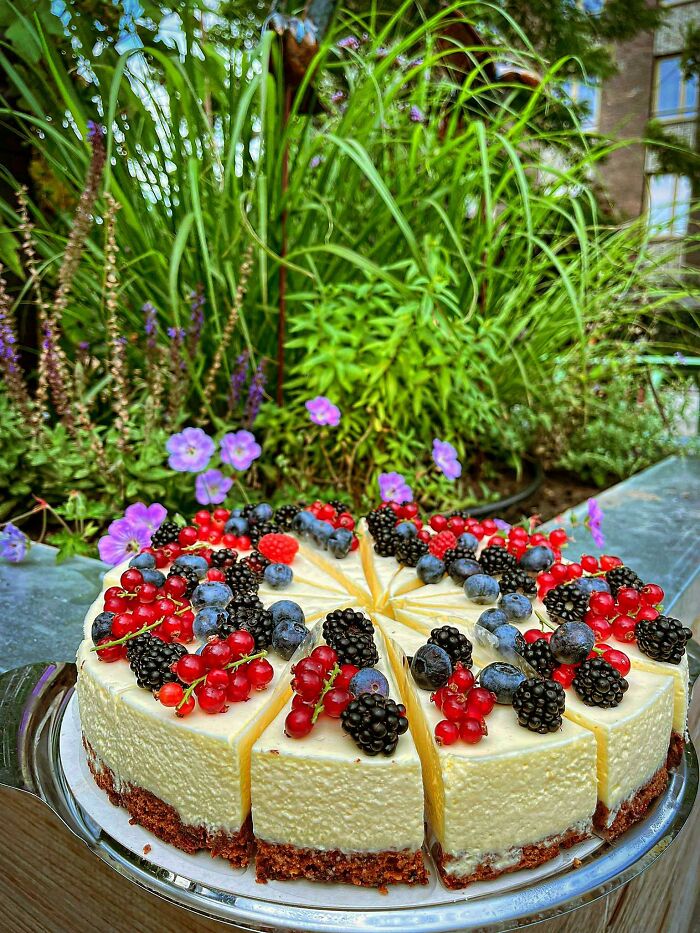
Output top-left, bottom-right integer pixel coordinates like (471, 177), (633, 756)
(284, 646), (359, 738)
(585, 584), (664, 646)
(305, 501), (359, 550)
(432, 664), (495, 746)
(375, 503), (568, 560)
(523, 629), (631, 686)
(95, 568), (197, 660)
(160, 630), (274, 717)
(537, 553), (623, 601)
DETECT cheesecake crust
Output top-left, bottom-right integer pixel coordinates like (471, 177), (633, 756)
(667, 731), (685, 770)
(84, 737), (253, 866)
(435, 825), (589, 888)
(594, 763), (668, 840)
(255, 838), (428, 887)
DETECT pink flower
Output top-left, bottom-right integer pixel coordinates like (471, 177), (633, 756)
(195, 469), (234, 505)
(378, 471), (412, 504)
(220, 430), (262, 471)
(98, 518), (151, 566)
(305, 396), (341, 427)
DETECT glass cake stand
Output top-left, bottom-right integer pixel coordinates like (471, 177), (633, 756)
(1, 659), (697, 933)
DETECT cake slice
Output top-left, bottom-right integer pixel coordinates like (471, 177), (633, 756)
(251, 609), (427, 886)
(376, 616), (597, 887)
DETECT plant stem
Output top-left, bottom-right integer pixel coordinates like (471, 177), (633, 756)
(176, 649), (268, 709)
(311, 663), (340, 723)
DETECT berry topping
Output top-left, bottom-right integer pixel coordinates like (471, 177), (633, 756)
(464, 573), (500, 604)
(512, 678), (566, 733)
(271, 619), (309, 659)
(605, 565), (643, 597)
(257, 533), (299, 565)
(635, 615), (692, 664)
(479, 662), (527, 703)
(549, 621), (596, 665)
(322, 608), (379, 668)
(522, 639), (557, 677)
(411, 643), (453, 690)
(428, 530), (458, 560)
(573, 657), (628, 708)
(416, 554), (446, 584)
(544, 582), (589, 623)
(129, 636), (187, 692)
(349, 668), (390, 697)
(341, 694), (408, 756)
(427, 625), (473, 669)
(499, 591), (533, 621)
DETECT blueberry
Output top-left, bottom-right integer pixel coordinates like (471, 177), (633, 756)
(495, 623), (527, 660)
(251, 502), (274, 525)
(292, 510), (315, 536)
(141, 568), (166, 587)
(310, 519), (334, 547)
(328, 527), (353, 558)
(416, 554), (445, 584)
(271, 619), (309, 659)
(264, 563), (293, 589)
(477, 607), (509, 633)
(518, 545), (555, 573)
(465, 573), (500, 605)
(499, 592), (533, 622)
(230, 508), (243, 518)
(191, 581), (233, 610)
(576, 577), (611, 596)
(479, 662), (526, 704)
(91, 611), (114, 645)
(349, 668), (390, 697)
(411, 644), (452, 690)
(224, 516), (249, 536)
(193, 607), (226, 639)
(172, 554), (209, 579)
(129, 552), (156, 570)
(457, 532), (479, 551)
(449, 558), (482, 585)
(549, 622), (595, 665)
(395, 521), (418, 539)
(269, 600), (305, 627)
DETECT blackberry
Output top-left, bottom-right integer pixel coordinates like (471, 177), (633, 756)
(573, 657), (628, 708)
(427, 625), (473, 669)
(522, 639), (556, 677)
(544, 583), (589, 623)
(125, 632), (154, 663)
(151, 520), (181, 548)
(442, 544), (478, 569)
(322, 608), (378, 668)
(225, 562), (259, 595)
(373, 527), (400, 558)
(210, 548), (238, 569)
(366, 506), (396, 537)
(129, 637), (187, 692)
(167, 564), (199, 598)
(478, 546), (516, 576)
(274, 503), (301, 530)
(512, 678), (565, 733)
(635, 615), (692, 664)
(248, 520), (279, 546)
(328, 498), (349, 515)
(395, 536), (428, 567)
(219, 605), (274, 649)
(499, 568), (537, 597)
(243, 550), (270, 579)
(341, 693), (409, 756)
(229, 591), (264, 613)
(605, 565), (643, 597)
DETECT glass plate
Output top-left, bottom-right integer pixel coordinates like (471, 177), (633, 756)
(1, 661), (697, 932)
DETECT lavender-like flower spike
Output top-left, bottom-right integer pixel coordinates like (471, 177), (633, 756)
(245, 359), (266, 427)
(228, 350), (249, 411)
(142, 302), (158, 351)
(187, 285), (205, 357)
(0, 266), (32, 417)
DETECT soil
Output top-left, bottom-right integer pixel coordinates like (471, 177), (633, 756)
(504, 470), (600, 525)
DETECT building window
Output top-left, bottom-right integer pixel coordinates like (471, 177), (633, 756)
(563, 80), (600, 131)
(647, 174), (692, 237)
(653, 57), (699, 120)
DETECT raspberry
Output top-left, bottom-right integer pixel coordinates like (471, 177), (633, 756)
(429, 530), (458, 559)
(257, 533), (299, 565)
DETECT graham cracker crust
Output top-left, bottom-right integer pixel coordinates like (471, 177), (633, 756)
(255, 839), (428, 887)
(667, 731), (685, 770)
(83, 736), (252, 866)
(594, 764), (668, 840)
(435, 825), (589, 889)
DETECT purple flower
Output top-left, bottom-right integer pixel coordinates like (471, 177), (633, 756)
(409, 105), (425, 123)
(220, 430), (262, 471)
(493, 518), (511, 532)
(195, 469), (234, 505)
(674, 351), (687, 364)
(378, 471), (413, 504)
(245, 360), (266, 427)
(228, 350), (249, 409)
(86, 120), (104, 140)
(305, 396), (341, 427)
(432, 438), (462, 481)
(0, 522), (29, 563)
(331, 90), (346, 104)
(310, 154), (324, 169)
(167, 326), (186, 341)
(166, 427), (215, 472)
(143, 302), (158, 351)
(337, 36), (360, 50)
(188, 287), (205, 351)
(586, 498), (605, 548)
(124, 502), (167, 534)
(98, 518), (151, 566)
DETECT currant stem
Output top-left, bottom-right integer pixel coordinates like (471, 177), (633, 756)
(176, 650), (268, 710)
(311, 664), (340, 724)
(91, 619), (162, 651)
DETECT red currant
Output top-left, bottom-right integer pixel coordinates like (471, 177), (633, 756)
(481, 519), (497, 536)
(603, 648), (631, 677)
(195, 510), (211, 526)
(337, 512), (355, 530)
(468, 687), (495, 716)
(550, 563), (569, 583)
(611, 615), (637, 643)
(524, 628), (546, 643)
(459, 718), (485, 744)
(207, 568), (226, 582)
(434, 720), (459, 746)
(133, 603), (158, 626)
(206, 668), (230, 689)
(137, 582), (159, 604)
(156, 597), (176, 617)
(96, 638), (126, 662)
(158, 682), (184, 706)
(207, 530), (222, 545)
(318, 504), (336, 521)
(431, 686), (450, 710)
(248, 658), (274, 688)
(285, 707), (314, 738)
(120, 568), (144, 592)
(636, 605), (659, 622)
(430, 514), (447, 532)
(293, 670), (323, 701)
(471, 523), (485, 539)
(600, 554), (623, 571)
(222, 533), (237, 547)
(580, 555), (599, 573)
(442, 696), (467, 722)
(549, 528), (568, 547)
(294, 657), (326, 678)
(323, 688), (352, 718)
(489, 536), (506, 548)
(446, 516), (466, 535)
(226, 629), (256, 658)
(417, 529), (431, 543)
(334, 664), (360, 690)
(213, 508), (230, 522)
(176, 696), (196, 717)
(201, 641), (233, 669)
(198, 685), (226, 714)
(161, 615), (181, 639)
(227, 671), (251, 702)
(164, 575), (188, 599)
(310, 645), (338, 671)
(176, 654), (206, 684)
(552, 664), (576, 688)
(616, 587), (641, 613)
(401, 502), (419, 520)
(567, 562), (583, 579)
(449, 664), (475, 692)
(589, 591), (616, 618)
(586, 614), (613, 643)
(350, 535), (360, 551)
(178, 526), (199, 547)
(641, 583), (664, 606)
